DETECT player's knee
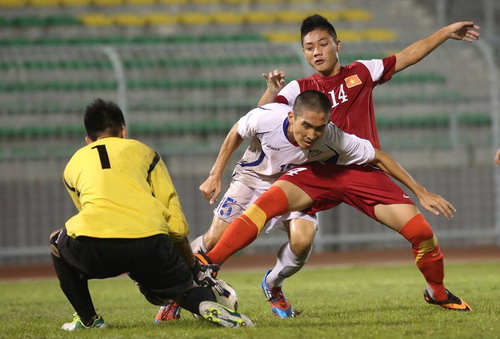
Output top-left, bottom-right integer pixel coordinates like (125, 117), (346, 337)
(401, 214), (435, 245)
(137, 284), (171, 306)
(289, 239), (312, 259)
(416, 221), (434, 241)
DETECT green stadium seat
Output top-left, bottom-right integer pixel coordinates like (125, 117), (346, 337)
(10, 15), (46, 27)
(389, 72), (446, 84)
(375, 91), (463, 105)
(46, 15), (79, 26)
(2, 108), (488, 138)
(0, 17), (9, 28)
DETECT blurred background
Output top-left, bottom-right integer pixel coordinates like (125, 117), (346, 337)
(0, 0), (499, 266)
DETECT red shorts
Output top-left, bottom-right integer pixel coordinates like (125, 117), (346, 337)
(278, 163), (414, 220)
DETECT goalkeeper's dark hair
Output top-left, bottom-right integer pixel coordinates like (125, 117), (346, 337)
(293, 90), (331, 119)
(84, 98), (126, 141)
(301, 14), (337, 45)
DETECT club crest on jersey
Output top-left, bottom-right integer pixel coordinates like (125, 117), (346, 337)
(308, 149), (322, 158)
(344, 74), (362, 88)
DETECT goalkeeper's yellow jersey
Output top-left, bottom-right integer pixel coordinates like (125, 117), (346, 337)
(63, 137), (189, 242)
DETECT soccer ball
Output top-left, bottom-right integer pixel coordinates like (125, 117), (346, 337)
(212, 279), (238, 311)
(194, 279), (239, 320)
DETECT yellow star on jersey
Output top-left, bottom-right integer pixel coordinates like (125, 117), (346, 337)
(344, 74), (362, 88)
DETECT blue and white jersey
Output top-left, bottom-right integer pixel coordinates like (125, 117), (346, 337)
(233, 103), (375, 189)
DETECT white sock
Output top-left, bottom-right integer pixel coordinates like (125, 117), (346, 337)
(266, 242), (312, 287)
(190, 235), (208, 254)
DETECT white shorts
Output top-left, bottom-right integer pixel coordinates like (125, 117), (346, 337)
(214, 179), (317, 233)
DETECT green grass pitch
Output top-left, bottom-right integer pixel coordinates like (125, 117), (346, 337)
(1, 261), (499, 338)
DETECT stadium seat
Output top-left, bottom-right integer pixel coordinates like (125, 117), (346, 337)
(340, 8), (373, 21)
(363, 29), (397, 41)
(29, 0), (61, 6)
(262, 31), (300, 43)
(125, 0), (155, 5)
(223, 0), (251, 4)
(191, 0), (220, 4)
(10, 15), (46, 27)
(254, 0), (284, 3)
(276, 11), (304, 24)
(212, 12), (244, 25)
(177, 12), (212, 25)
(79, 13), (114, 26)
(0, 17), (9, 27)
(113, 13), (146, 26)
(336, 29), (364, 42)
(313, 10), (342, 22)
(0, 0), (28, 7)
(145, 13), (176, 25)
(157, 0), (188, 4)
(60, 0), (91, 6)
(0, 32), (265, 45)
(46, 14), (79, 26)
(92, 0), (123, 6)
(244, 12), (276, 24)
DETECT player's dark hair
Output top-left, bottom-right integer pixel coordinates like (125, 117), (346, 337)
(301, 14), (337, 45)
(84, 98), (126, 141)
(293, 90), (331, 118)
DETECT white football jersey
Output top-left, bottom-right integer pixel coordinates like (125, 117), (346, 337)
(233, 103), (375, 189)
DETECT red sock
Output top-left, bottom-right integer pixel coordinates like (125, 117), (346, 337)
(207, 186), (289, 264)
(399, 214), (447, 301)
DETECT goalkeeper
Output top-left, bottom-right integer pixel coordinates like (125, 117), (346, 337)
(50, 99), (253, 331)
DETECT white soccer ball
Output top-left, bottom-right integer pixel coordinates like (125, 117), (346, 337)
(212, 279), (238, 311)
(194, 279), (239, 320)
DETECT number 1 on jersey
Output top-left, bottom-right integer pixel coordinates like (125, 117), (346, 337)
(92, 145), (111, 169)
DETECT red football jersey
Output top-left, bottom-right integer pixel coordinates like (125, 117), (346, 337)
(276, 56), (396, 149)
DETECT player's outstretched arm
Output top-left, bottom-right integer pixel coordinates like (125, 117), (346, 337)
(495, 149), (500, 166)
(394, 21), (480, 73)
(371, 149), (456, 220)
(257, 69), (286, 106)
(199, 123), (244, 204)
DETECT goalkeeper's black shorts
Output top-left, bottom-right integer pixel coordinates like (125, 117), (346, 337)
(52, 229), (194, 300)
